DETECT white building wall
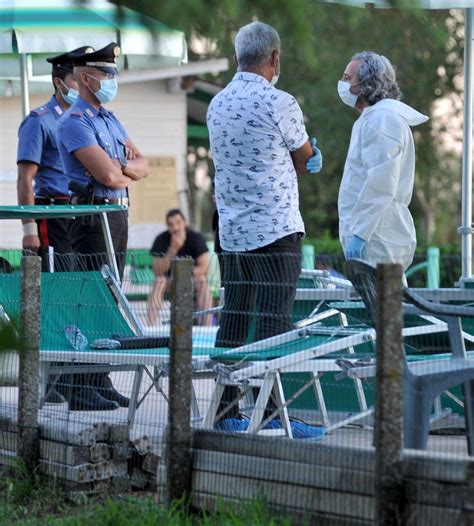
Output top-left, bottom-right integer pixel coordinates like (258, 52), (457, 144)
(0, 80), (188, 249)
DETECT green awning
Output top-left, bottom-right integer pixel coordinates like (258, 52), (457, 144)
(0, 0), (187, 59)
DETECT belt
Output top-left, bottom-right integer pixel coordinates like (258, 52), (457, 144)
(70, 195), (129, 206)
(34, 196), (70, 205)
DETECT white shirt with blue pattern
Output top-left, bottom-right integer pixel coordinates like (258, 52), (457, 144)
(207, 72), (308, 251)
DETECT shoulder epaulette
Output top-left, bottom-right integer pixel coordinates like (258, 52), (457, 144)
(30, 106), (50, 117)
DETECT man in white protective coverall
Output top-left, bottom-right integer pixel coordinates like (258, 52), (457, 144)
(337, 50), (429, 270)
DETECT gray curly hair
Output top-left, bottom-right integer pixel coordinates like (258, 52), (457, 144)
(352, 51), (401, 105)
(235, 21), (280, 70)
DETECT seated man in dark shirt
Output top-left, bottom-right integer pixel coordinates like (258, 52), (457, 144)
(147, 208), (212, 326)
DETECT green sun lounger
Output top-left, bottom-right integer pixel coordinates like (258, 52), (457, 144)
(0, 269), (216, 426)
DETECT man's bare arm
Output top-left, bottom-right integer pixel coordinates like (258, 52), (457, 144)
(152, 254), (173, 277)
(17, 162), (40, 250)
(290, 140), (314, 176)
(194, 253), (209, 278)
(17, 161), (38, 210)
(152, 230), (187, 276)
(122, 138), (150, 181)
(73, 145), (132, 189)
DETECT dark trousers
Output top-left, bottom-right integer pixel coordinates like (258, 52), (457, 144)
(68, 211), (128, 279)
(216, 233), (302, 347)
(64, 210), (128, 392)
(36, 217), (73, 272)
(215, 233), (302, 418)
(35, 215), (74, 394)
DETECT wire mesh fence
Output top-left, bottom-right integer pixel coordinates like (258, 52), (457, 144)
(0, 248), (473, 522)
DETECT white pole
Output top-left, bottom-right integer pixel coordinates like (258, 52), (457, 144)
(99, 212), (120, 281)
(48, 246), (55, 273)
(19, 53), (30, 117)
(460, 8), (473, 282)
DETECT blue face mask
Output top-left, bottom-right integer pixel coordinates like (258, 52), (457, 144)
(59, 79), (79, 106)
(87, 74), (118, 104)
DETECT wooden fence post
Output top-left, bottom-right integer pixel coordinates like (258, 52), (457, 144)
(18, 255), (41, 472)
(374, 263), (404, 525)
(166, 257), (194, 506)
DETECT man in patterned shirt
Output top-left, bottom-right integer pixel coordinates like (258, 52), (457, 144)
(207, 21), (322, 419)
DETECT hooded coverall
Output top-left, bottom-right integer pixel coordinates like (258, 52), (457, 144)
(338, 98), (429, 270)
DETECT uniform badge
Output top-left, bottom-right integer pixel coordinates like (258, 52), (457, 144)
(85, 108), (94, 118)
(54, 105), (63, 115)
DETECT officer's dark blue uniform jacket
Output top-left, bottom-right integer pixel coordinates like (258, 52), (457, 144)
(17, 95), (69, 196)
(57, 96), (129, 199)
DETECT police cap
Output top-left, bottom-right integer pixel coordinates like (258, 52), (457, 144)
(71, 42), (120, 76)
(46, 46), (94, 74)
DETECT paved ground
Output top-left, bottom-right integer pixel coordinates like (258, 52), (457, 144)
(0, 371), (470, 459)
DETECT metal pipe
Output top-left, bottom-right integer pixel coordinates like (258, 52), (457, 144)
(19, 53), (30, 117)
(99, 212), (120, 281)
(460, 8), (473, 281)
(426, 246), (440, 289)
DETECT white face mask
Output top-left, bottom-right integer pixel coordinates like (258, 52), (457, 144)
(270, 59), (280, 87)
(59, 79), (79, 106)
(86, 73), (118, 104)
(337, 80), (359, 108)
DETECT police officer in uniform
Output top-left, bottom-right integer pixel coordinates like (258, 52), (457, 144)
(16, 47), (93, 406)
(57, 43), (150, 411)
(58, 42), (149, 277)
(17, 46), (92, 272)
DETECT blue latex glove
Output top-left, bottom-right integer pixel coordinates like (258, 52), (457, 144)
(345, 235), (366, 260)
(306, 137), (323, 174)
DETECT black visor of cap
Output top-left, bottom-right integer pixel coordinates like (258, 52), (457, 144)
(52, 64), (74, 74)
(71, 42), (120, 76)
(47, 46), (95, 75)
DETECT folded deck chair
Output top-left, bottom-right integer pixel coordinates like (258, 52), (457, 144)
(101, 265), (217, 421)
(0, 268), (217, 426)
(343, 259), (474, 454)
(0, 270), (147, 424)
(202, 277), (450, 438)
(109, 263), (370, 434)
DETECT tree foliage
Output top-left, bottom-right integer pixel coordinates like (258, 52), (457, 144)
(114, 0), (464, 245)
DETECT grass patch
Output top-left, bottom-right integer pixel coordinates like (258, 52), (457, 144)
(0, 464), (297, 526)
(3, 495), (297, 526)
(0, 461), (69, 525)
